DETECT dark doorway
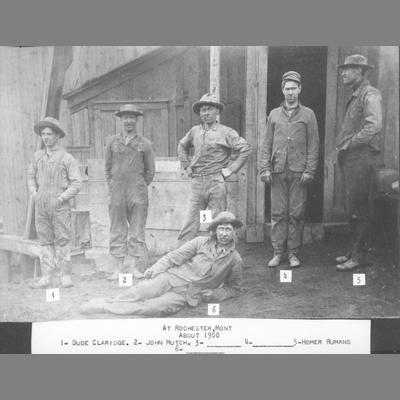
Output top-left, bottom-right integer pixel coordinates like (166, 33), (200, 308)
(265, 46), (327, 222)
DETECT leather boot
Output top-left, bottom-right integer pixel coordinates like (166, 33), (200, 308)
(107, 257), (124, 281)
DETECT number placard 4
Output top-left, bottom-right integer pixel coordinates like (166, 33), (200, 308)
(280, 270), (292, 283)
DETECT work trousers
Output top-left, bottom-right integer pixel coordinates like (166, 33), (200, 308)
(35, 202), (72, 277)
(339, 148), (377, 263)
(103, 273), (188, 316)
(178, 173), (227, 242)
(270, 168), (307, 256)
(109, 180), (149, 265)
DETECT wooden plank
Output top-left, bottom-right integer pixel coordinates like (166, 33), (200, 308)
(0, 235), (43, 257)
(323, 47), (340, 222)
(210, 46), (221, 100)
(0, 250), (10, 283)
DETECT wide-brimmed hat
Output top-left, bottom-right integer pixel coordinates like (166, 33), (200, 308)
(34, 117), (66, 138)
(337, 54), (373, 70)
(282, 70), (301, 84)
(192, 93), (225, 115)
(115, 104), (143, 117)
(208, 211), (243, 232)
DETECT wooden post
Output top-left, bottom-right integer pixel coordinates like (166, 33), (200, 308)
(0, 250), (10, 283)
(243, 46), (268, 242)
(210, 46), (221, 99)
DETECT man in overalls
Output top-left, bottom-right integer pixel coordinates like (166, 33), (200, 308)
(28, 117), (82, 289)
(105, 104), (155, 280)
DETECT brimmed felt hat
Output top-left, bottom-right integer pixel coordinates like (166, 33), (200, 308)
(337, 54), (373, 70)
(282, 71), (301, 84)
(115, 104), (143, 117)
(34, 117), (66, 138)
(192, 93), (225, 115)
(207, 211), (243, 232)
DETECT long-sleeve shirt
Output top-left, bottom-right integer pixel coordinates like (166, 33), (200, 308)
(105, 134), (155, 186)
(150, 235), (243, 305)
(27, 148), (82, 202)
(259, 103), (319, 177)
(336, 78), (382, 153)
(178, 123), (252, 176)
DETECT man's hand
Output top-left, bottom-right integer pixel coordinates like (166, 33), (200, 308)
(55, 197), (64, 208)
(181, 166), (193, 178)
(221, 167), (233, 179)
(201, 289), (213, 302)
(300, 172), (313, 185)
(144, 267), (157, 279)
(260, 171), (272, 184)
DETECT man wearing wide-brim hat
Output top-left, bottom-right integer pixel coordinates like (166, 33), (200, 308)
(177, 93), (252, 242)
(28, 117), (82, 289)
(105, 104), (155, 280)
(334, 54), (382, 271)
(80, 211), (244, 316)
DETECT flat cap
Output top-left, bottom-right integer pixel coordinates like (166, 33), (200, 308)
(282, 71), (301, 84)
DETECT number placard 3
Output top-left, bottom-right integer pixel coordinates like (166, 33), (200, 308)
(200, 210), (212, 223)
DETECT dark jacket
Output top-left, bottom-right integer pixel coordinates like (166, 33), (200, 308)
(259, 103), (319, 177)
(336, 79), (382, 153)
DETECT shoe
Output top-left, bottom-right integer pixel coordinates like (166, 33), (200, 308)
(289, 254), (301, 268)
(107, 257), (124, 281)
(335, 255), (349, 264)
(267, 255), (281, 268)
(132, 267), (145, 279)
(29, 276), (50, 289)
(107, 270), (120, 281)
(61, 275), (74, 288)
(336, 259), (359, 271)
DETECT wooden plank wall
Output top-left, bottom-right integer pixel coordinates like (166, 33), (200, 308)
(0, 46), (53, 235)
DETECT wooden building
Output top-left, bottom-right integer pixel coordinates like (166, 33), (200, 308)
(0, 46), (398, 256)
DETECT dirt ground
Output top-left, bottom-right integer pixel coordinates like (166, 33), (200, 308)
(0, 230), (399, 322)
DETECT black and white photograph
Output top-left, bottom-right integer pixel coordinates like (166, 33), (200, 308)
(0, 46), (398, 353)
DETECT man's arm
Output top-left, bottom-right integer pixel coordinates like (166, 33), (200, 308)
(59, 156), (82, 201)
(104, 138), (113, 185)
(225, 129), (252, 174)
(143, 141), (155, 185)
(177, 129), (193, 170)
(146, 237), (206, 277)
(207, 256), (243, 302)
(304, 111), (319, 178)
(27, 158), (38, 195)
(259, 115), (274, 175)
(350, 91), (382, 148)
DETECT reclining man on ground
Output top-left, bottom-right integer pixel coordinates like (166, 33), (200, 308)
(80, 211), (244, 316)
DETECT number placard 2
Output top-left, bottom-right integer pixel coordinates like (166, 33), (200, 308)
(208, 303), (220, 316)
(200, 210), (212, 223)
(119, 273), (133, 287)
(46, 288), (60, 302)
(353, 274), (366, 286)
(280, 270), (292, 283)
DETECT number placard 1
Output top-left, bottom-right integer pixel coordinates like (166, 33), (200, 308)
(208, 303), (220, 316)
(280, 270), (292, 283)
(46, 288), (60, 302)
(119, 273), (133, 287)
(353, 274), (366, 286)
(200, 210), (212, 223)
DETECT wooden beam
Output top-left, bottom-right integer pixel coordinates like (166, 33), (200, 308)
(0, 235), (43, 258)
(210, 46), (221, 99)
(64, 46), (189, 113)
(244, 46), (268, 242)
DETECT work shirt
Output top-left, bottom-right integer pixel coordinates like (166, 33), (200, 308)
(336, 78), (382, 153)
(27, 148), (82, 208)
(105, 133), (155, 186)
(178, 123), (252, 176)
(259, 103), (319, 177)
(150, 235), (243, 304)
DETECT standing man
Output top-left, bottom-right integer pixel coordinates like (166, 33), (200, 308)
(105, 104), (155, 280)
(335, 55), (382, 271)
(80, 211), (243, 316)
(259, 71), (319, 268)
(28, 117), (82, 288)
(177, 93), (252, 242)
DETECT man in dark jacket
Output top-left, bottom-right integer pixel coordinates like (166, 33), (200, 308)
(105, 104), (155, 280)
(259, 71), (319, 268)
(335, 55), (382, 271)
(80, 211), (243, 316)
